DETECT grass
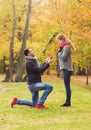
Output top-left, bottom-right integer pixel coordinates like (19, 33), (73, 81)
(0, 75), (91, 130)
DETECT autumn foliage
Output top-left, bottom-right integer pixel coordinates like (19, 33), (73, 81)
(0, 0), (91, 78)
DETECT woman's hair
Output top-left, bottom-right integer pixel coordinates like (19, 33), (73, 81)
(57, 34), (76, 51)
(57, 34), (65, 41)
(23, 48), (30, 56)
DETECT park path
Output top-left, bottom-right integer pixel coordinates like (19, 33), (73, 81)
(0, 76), (91, 93)
(71, 76), (91, 83)
(0, 85), (7, 93)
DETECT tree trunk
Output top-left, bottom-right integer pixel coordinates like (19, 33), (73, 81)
(9, 0), (16, 82)
(15, 0), (32, 82)
(56, 52), (61, 77)
(46, 67), (50, 75)
(86, 65), (89, 85)
(3, 66), (10, 82)
(2, 56), (6, 73)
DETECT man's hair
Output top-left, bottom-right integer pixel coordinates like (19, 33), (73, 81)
(23, 48), (29, 56)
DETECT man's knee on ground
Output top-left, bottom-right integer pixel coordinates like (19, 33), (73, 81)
(46, 85), (53, 93)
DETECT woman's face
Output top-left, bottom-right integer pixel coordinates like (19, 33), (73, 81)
(58, 39), (62, 43)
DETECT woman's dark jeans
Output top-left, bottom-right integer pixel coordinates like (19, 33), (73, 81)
(63, 69), (72, 103)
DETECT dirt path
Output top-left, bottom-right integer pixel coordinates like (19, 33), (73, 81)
(71, 76), (91, 83)
(0, 85), (7, 93)
(0, 75), (91, 93)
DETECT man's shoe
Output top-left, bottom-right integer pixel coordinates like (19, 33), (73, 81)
(61, 102), (71, 107)
(36, 104), (48, 109)
(11, 97), (18, 108)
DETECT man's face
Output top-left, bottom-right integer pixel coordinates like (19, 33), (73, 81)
(28, 49), (34, 56)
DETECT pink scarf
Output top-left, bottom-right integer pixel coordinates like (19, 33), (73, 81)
(59, 40), (67, 48)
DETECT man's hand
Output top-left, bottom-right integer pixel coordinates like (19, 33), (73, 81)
(46, 56), (53, 64)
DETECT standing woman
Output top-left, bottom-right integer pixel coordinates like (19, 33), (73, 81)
(57, 34), (76, 107)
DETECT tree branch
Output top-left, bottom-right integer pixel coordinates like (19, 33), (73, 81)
(77, 0), (81, 3)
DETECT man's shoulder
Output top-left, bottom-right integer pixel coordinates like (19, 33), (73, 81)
(26, 59), (34, 64)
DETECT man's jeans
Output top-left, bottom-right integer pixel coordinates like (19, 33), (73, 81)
(17, 82), (53, 106)
(63, 69), (72, 103)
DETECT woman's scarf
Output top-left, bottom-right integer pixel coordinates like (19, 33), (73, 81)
(59, 40), (67, 48)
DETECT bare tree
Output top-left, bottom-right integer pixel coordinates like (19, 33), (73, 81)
(15, 0), (32, 82)
(9, 0), (16, 82)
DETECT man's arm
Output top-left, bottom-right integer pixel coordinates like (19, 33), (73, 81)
(27, 57), (53, 74)
(27, 61), (49, 74)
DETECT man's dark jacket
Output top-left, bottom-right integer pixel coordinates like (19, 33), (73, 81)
(26, 59), (49, 84)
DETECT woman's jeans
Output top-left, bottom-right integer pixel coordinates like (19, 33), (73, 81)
(62, 69), (72, 103)
(17, 82), (53, 106)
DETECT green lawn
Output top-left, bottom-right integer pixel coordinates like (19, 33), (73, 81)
(0, 76), (91, 130)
